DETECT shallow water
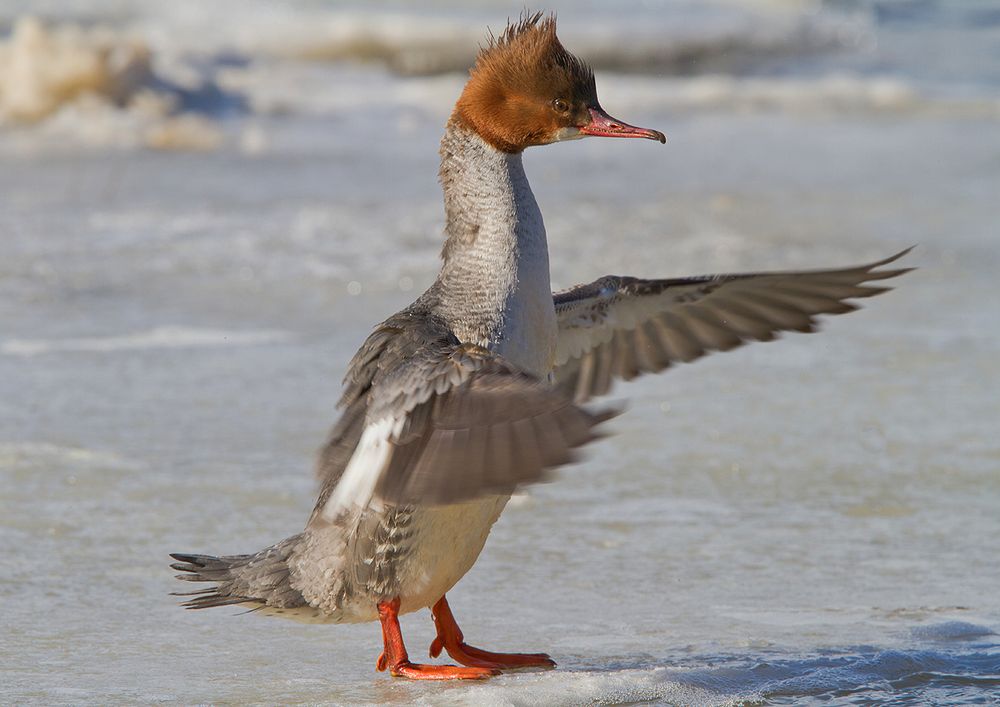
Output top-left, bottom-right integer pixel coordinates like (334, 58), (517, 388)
(2, 1), (999, 705)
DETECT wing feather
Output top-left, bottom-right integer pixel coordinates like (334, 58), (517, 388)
(654, 312), (703, 362)
(553, 248), (914, 402)
(315, 327), (616, 516)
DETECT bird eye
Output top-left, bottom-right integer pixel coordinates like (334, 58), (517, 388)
(553, 98), (569, 113)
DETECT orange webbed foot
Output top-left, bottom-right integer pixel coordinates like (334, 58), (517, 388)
(379, 657), (498, 680)
(430, 596), (556, 671)
(377, 597), (500, 681)
(430, 639), (555, 670)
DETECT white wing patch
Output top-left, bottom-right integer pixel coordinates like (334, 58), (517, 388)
(320, 416), (401, 521)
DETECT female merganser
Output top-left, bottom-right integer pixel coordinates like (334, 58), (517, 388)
(171, 13), (911, 681)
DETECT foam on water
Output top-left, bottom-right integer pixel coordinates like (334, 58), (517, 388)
(0, 16), (228, 150)
(1, 0), (862, 74)
(416, 667), (761, 706)
(0, 16), (152, 124)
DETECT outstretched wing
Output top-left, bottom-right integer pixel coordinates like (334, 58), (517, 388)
(553, 248), (914, 402)
(312, 317), (614, 523)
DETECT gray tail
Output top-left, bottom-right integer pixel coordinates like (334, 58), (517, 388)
(170, 552), (260, 609)
(169, 535), (305, 611)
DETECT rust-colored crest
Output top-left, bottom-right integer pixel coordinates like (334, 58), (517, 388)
(453, 12), (597, 153)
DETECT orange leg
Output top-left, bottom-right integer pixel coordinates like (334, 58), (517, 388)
(376, 598), (498, 680)
(429, 595), (556, 670)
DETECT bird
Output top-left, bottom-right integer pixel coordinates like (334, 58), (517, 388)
(170, 12), (912, 681)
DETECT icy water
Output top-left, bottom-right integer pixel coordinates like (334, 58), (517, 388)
(2, 1), (999, 705)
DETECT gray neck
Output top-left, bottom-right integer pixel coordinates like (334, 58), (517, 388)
(433, 122), (551, 350)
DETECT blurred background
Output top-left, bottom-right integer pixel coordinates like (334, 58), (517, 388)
(2, 1), (998, 704)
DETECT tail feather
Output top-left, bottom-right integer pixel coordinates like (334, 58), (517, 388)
(169, 552), (255, 609)
(170, 552), (250, 580)
(177, 593), (257, 610)
(168, 536), (306, 612)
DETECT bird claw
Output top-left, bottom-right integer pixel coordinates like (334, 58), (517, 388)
(428, 635), (445, 659)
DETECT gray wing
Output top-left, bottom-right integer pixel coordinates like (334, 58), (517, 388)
(553, 248), (914, 403)
(312, 316), (614, 521)
(375, 353), (614, 506)
(312, 324), (398, 500)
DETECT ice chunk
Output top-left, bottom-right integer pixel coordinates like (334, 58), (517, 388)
(0, 16), (152, 123)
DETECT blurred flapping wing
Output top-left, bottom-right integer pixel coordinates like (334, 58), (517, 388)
(315, 328), (614, 521)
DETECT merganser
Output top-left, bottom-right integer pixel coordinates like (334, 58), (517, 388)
(170, 13), (912, 681)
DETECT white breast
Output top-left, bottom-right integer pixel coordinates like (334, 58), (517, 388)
(493, 158), (557, 376)
(394, 495), (510, 615)
(496, 245), (557, 375)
